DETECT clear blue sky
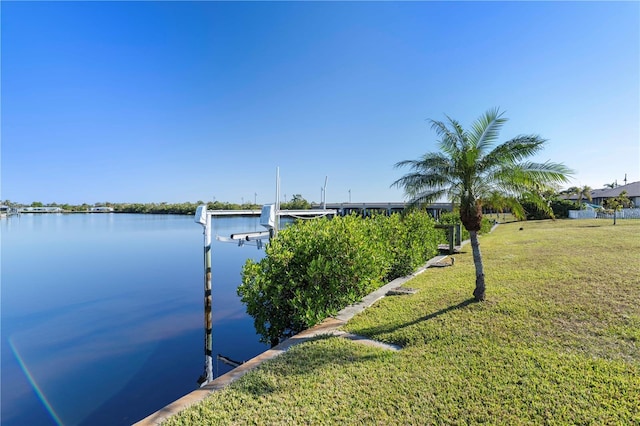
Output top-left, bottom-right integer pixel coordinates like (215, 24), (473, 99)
(2, 1), (638, 205)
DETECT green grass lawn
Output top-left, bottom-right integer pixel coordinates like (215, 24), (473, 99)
(164, 219), (640, 425)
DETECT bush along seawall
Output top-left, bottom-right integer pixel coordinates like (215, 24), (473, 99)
(238, 211), (493, 347)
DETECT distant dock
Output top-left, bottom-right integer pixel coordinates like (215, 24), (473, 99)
(314, 202), (453, 217)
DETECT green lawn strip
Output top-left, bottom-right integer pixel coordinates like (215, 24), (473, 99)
(164, 219), (640, 425)
(347, 220), (639, 361)
(164, 338), (638, 425)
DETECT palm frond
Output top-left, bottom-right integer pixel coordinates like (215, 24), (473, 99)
(395, 152), (450, 169)
(393, 158), (421, 170)
(480, 135), (547, 170)
(392, 152), (456, 207)
(404, 188), (448, 208)
(470, 107), (507, 153)
(391, 170), (452, 193)
(446, 115), (468, 146)
(504, 197), (527, 220)
(429, 119), (461, 156)
(517, 161), (574, 184)
(520, 190), (555, 219)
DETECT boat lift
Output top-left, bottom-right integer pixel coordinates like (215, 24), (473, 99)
(193, 169), (336, 386)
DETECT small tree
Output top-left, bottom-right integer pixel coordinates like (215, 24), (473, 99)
(603, 191), (632, 225)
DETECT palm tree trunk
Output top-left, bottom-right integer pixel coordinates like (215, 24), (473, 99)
(469, 230), (486, 301)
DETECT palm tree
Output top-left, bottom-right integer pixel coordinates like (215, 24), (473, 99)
(567, 185), (593, 206)
(392, 108), (573, 301)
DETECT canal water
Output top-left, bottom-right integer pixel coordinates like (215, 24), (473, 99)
(1, 213), (270, 425)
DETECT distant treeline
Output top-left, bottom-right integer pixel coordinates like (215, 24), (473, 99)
(114, 201), (250, 215)
(3, 196), (313, 215)
(116, 197), (311, 214)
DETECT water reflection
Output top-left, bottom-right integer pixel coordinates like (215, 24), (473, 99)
(1, 214), (269, 425)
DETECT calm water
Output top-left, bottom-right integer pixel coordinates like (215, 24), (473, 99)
(1, 213), (270, 425)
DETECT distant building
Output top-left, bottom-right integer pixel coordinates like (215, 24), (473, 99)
(590, 181), (639, 207)
(21, 206), (64, 213)
(90, 206), (115, 213)
(565, 181), (639, 207)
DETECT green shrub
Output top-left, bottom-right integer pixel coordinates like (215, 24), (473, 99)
(550, 199), (578, 219)
(480, 216), (493, 234)
(238, 212), (440, 345)
(371, 212), (443, 278)
(521, 199), (579, 220)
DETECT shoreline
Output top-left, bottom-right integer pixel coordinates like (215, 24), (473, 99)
(134, 251), (459, 426)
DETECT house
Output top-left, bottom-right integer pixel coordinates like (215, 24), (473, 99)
(590, 181), (639, 207)
(564, 181), (639, 208)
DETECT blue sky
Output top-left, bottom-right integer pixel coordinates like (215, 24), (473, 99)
(2, 1), (638, 205)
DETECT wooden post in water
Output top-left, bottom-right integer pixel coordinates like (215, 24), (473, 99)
(195, 206), (213, 386)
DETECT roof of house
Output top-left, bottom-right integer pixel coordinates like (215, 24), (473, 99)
(590, 181), (640, 199)
(563, 181), (640, 201)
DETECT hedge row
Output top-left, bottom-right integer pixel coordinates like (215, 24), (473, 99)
(238, 212), (443, 346)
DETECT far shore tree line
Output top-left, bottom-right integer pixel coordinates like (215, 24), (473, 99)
(1, 191), (624, 220)
(0, 195), (312, 215)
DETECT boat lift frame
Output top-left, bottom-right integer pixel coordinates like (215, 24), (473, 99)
(193, 169), (336, 386)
